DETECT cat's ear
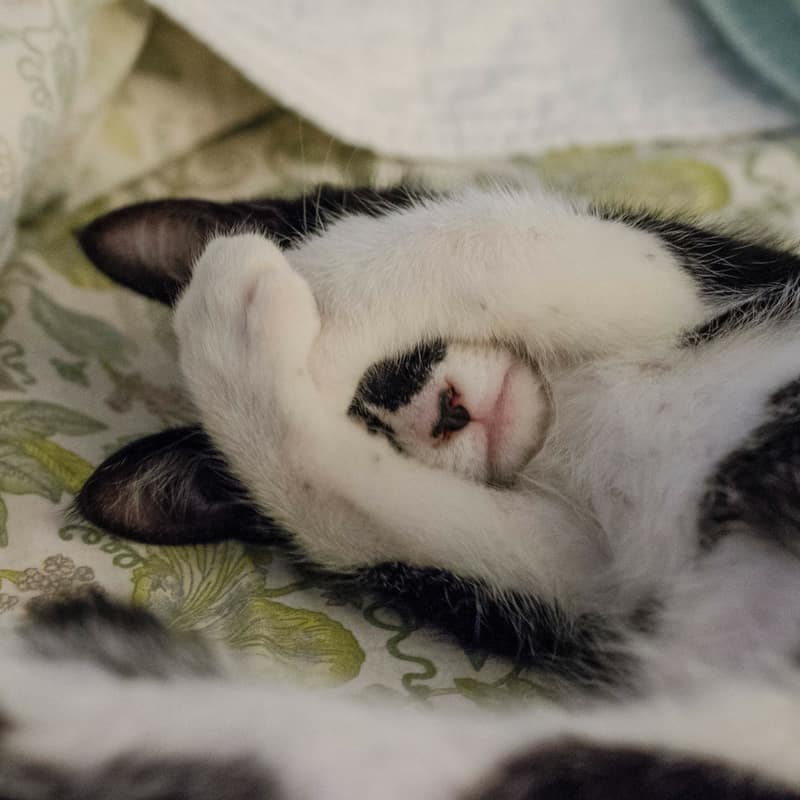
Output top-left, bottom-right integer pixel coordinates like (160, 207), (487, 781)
(76, 426), (268, 545)
(78, 186), (431, 304)
(77, 199), (251, 304)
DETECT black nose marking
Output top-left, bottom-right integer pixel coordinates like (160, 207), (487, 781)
(432, 390), (470, 438)
(355, 340), (447, 412)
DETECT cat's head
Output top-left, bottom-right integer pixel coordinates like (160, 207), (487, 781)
(76, 188), (553, 544)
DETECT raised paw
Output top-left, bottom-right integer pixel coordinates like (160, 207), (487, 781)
(174, 233), (321, 411)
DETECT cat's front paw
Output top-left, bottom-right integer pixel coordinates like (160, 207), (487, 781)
(174, 233), (321, 416)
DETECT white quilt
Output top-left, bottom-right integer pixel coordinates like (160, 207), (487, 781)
(152, 0), (798, 159)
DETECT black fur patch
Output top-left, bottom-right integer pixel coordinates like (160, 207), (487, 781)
(22, 590), (221, 679)
(354, 563), (616, 684)
(467, 739), (800, 800)
(0, 754), (277, 800)
(76, 426), (271, 546)
(254, 184), (436, 244)
(699, 375), (800, 552)
(353, 340), (447, 412)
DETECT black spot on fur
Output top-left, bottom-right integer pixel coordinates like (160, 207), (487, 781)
(354, 563), (617, 684)
(22, 590), (220, 679)
(346, 398), (402, 451)
(628, 596), (663, 635)
(0, 754), (276, 800)
(79, 185), (434, 304)
(467, 739), (800, 800)
(354, 340), (447, 412)
(699, 375), (800, 552)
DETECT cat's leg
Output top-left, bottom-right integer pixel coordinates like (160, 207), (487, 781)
(292, 191), (713, 381)
(175, 234), (610, 611)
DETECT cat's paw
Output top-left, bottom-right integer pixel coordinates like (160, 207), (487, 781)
(174, 233), (321, 411)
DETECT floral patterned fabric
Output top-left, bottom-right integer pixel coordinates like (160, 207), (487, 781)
(2, 3), (800, 707)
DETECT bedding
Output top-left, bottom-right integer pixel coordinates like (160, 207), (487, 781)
(1, 2), (800, 706)
(150, 0), (799, 158)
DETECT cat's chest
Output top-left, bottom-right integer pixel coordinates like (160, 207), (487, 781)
(533, 333), (800, 580)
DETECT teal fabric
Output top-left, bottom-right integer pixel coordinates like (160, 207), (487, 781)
(699, 0), (800, 107)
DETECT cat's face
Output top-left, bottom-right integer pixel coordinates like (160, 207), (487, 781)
(348, 341), (552, 484)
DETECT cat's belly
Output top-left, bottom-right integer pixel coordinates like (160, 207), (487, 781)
(537, 329), (800, 607)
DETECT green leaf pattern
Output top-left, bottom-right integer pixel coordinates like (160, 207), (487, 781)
(0, 400), (105, 439)
(131, 542), (364, 687)
(29, 288), (137, 366)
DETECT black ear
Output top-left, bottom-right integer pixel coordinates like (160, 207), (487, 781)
(77, 186), (431, 304)
(77, 199), (252, 304)
(76, 426), (268, 545)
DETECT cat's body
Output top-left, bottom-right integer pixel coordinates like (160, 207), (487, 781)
(3, 185), (800, 796)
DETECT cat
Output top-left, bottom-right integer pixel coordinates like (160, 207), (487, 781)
(1, 183), (797, 797)
(76, 185), (800, 675)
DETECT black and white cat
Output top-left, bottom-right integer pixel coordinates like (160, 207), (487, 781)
(78, 185), (800, 673)
(2, 185), (800, 797)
